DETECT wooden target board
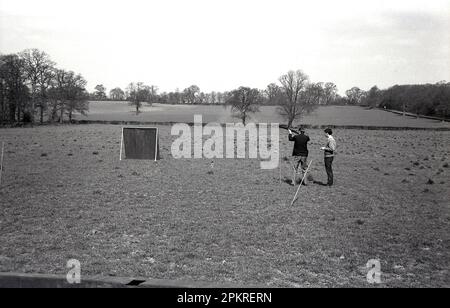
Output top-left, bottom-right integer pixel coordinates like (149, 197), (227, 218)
(120, 127), (160, 160)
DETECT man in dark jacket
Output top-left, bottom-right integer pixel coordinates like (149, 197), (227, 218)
(288, 126), (310, 185)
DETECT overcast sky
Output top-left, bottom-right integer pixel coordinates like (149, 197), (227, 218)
(1, 0), (449, 94)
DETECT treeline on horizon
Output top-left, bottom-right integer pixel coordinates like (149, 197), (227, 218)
(1, 48), (449, 125)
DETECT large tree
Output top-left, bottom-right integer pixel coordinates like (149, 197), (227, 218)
(364, 85), (381, 108)
(65, 73), (89, 122)
(109, 87), (125, 100)
(322, 82), (338, 105)
(146, 85), (159, 106)
(277, 70), (318, 127)
(345, 87), (366, 105)
(226, 87), (262, 124)
(0, 54), (29, 123)
(305, 82), (325, 105)
(208, 91), (217, 105)
(94, 84), (107, 100)
(265, 83), (281, 105)
(0, 57), (4, 124)
(182, 85), (200, 104)
(126, 82), (150, 114)
(20, 49), (55, 123)
(48, 69), (89, 123)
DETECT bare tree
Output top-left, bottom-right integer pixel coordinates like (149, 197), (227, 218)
(146, 85), (158, 106)
(322, 82), (338, 105)
(265, 83), (281, 105)
(0, 54), (29, 123)
(0, 56), (7, 124)
(277, 70), (317, 127)
(48, 69), (88, 123)
(20, 49), (55, 123)
(226, 86), (262, 124)
(126, 82), (149, 114)
(305, 82), (325, 105)
(52, 69), (68, 123)
(65, 73), (89, 122)
(35, 66), (55, 123)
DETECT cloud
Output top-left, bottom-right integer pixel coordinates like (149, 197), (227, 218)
(0, 0), (449, 93)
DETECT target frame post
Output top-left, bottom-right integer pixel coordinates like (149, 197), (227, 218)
(0, 142), (4, 187)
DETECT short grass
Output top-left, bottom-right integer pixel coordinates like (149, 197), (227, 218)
(80, 102), (450, 129)
(0, 125), (449, 287)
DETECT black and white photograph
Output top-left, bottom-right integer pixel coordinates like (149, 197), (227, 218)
(0, 0), (449, 292)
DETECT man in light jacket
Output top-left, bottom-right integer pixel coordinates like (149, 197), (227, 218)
(320, 128), (336, 186)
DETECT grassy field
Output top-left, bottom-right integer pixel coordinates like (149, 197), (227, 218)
(0, 124), (449, 287)
(78, 101), (450, 129)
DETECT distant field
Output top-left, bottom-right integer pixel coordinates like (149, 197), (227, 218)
(76, 101), (450, 129)
(0, 125), (449, 287)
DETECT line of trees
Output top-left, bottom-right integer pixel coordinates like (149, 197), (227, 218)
(98, 83), (229, 106)
(95, 82), (337, 107)
(2, 48), (448, 125)
(121, 70), (335, 125)
(326, 83), (450, 119)
(82, 80), (450, 120)
(0, 49), (89, 125)
(100, 69), (331, 125)
(361, 83), (450, 118)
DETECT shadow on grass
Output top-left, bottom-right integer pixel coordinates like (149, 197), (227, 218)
(282, 178), (294, 186)
(313, 180), (329, 186)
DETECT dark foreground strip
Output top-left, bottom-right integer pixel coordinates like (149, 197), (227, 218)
(0, 272), (287, 306)
(0, 272), (247, 288)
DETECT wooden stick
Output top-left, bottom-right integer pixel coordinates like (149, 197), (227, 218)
(290, 160), (313, 206)
(0, 142), (4, 187)
(119, 128), (124, 161)
(279, 153), (282, 185)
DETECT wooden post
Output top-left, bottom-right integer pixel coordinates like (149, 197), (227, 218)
(119, 128), (124, 161)
(279, 154), (282, 185)
(0, 142), (4, 187)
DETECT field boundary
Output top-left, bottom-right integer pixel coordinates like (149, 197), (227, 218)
(0, 272), (250, 288)
(68, 120), (450, 131)
(1, 120), (449, 131)
(380, 108), (450, 122)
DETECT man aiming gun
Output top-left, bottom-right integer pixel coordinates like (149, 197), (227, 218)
(288, 126), (310, 186)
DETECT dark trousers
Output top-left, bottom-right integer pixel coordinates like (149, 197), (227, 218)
(294, 155), (308, 184)
(324, 157), (334, 186)
(295, 155), (308, 172)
